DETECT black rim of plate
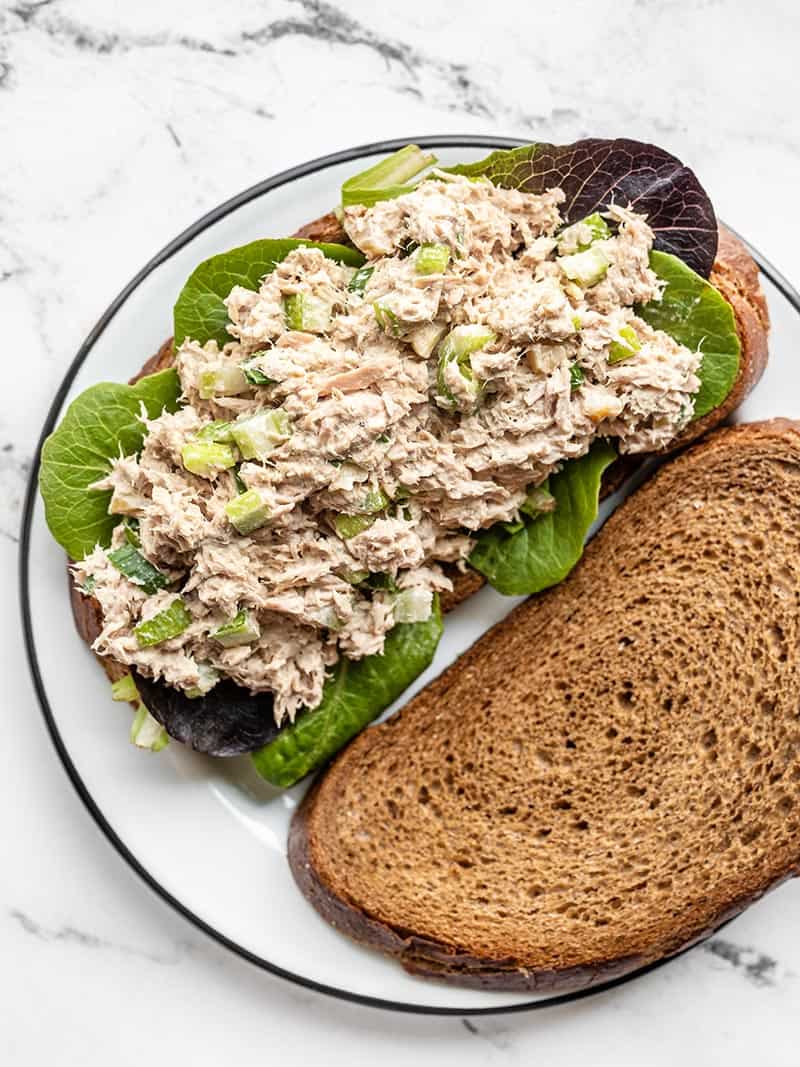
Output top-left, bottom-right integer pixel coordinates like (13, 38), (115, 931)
(18, 135), (800, 1016)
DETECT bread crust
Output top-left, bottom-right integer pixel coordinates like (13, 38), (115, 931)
(68, 221), (769, 707)
(290, 418), (800, 992)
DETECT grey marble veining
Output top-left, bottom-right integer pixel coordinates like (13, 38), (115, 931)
(3, 1), (800, 1063)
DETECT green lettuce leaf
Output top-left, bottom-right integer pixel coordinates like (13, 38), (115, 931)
(39, 369), (182, 560)
(469, 441), (617, 596)
(251, 598), (443, 787)
(173, 239), (365, 348)
(640, 250), (740, 419)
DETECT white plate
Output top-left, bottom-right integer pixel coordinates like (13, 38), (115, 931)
(20, 137), (800, 1014)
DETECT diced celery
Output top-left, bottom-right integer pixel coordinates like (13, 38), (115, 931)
(198, 364), (249, 399)
(373, 303), (401, 337)
(111, 674), (140, 702)
(130, 704), (169, 751)
(181, 440), (237, 478)
(341, 144), (437, 208)
(231, 409), (291, 460)
(79, 575), (96, 595)
(415, 243), (451, 275)
(608, 324), (642, 364)
(408, 321), (447, 359)
(520, 483), (557, 518)
(134, 598), (192, 648)
(348, 265), (374, 295)
(107, 544), (168, 594)
(571, 313), (583, 332)
(558, 212), (611, 254)
(211, 609), (261, 648)
(392, 587), (433, 623)
(225, 489), (270, 534)
(439, 324), (495, 362)
(185, 662), (221, 698)
(334, 513), (376, 540)
(558, 246), (609, 288)
(436, 324), (493, 408)
(283, 293), (332, 333)
(196, 420), (235, 444)
(362, 488), (389, 513)
(569, 363), (585, 391)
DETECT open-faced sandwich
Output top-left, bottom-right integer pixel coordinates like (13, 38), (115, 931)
(39, 139), (768, 795)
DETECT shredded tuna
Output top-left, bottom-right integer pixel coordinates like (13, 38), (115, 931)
(78, 172), (702, 723)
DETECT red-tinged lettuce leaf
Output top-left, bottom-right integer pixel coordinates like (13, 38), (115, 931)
(448, 139), (718, 278)
(133, 672), (282, 756)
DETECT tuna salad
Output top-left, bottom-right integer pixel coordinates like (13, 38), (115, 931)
(74, 171), (702, 724)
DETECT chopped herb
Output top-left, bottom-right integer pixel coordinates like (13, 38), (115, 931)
(107, 544), (168, 595)
(570, 363), (585, 391)
(348, 265), (374, 294)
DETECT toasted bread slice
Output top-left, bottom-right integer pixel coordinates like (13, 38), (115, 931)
(290, 419), (800, 992)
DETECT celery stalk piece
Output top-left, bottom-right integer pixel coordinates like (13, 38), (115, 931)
(408, 321), (447, 359)
(130, 704), (169, 751)
(283, 293), (332, 333)
(225, 489), (270, 534)
(134, 598), (192, 648)
(341, 145), (437, 208)
(362, 488), (390, 513)
(198, 365), (249, 399)
(436, 324), (494, 408)
(231, 409), (291, 460)
(348, 265), (375, 295)
(558, 212), (612, 254)
(392, 587), (433, 623)
(557, 247), (609, 288)
(608, 324), (642, 364)
(196, 420), (235, 443)
(211, 609), (261, 648)
(415, 243), (451, 275)
(569, 362), (585, 391)
(520, 483), (557, 518)
(185, 662), (220, 699)
(111, 674), (140, 702)
(107, 544), (168, 595)
(181, 440), (237, 479)
(334, 513), (377, 540)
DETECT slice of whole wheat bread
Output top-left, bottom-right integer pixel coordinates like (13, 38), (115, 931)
(289, 419), (800, 992)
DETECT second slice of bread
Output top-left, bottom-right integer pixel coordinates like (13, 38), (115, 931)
(290, 420), (800, 992)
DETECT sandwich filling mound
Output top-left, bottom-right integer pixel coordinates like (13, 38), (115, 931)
(75, 172), (701, 722)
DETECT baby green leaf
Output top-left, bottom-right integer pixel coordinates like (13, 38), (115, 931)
(470, 441), (616, 596)
(173, 239), (364, 349)
(39, 369), (181, 561)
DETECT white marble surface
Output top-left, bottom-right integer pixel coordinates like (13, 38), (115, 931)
(3, 0), (800, 1061)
